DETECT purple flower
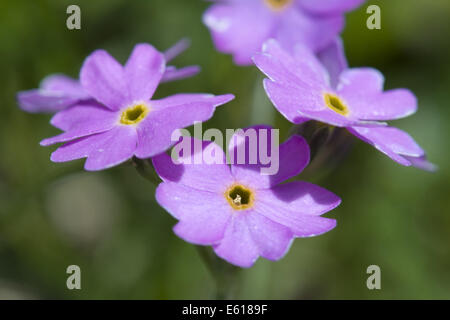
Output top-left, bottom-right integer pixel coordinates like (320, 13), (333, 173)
(40, 43), (234, 171)
(153, 126), (340, 267)
(253, 40), (435, 170)
(17, 39), (201, 113)
(203, 0), (365, 65)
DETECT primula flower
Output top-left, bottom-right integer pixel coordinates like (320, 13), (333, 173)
(17, 39), (200, 113)
(153, 126), (340, 267)
(253, 40), (435, 170)
(203, 0), (365, 65)
(40, 43), (234, 171)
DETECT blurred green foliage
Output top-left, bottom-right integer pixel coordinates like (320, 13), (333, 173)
(0, 0), (449, 299)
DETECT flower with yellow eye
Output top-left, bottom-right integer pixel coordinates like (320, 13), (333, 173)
(203, 0), (365, 65)
(153, 126), (340, 268)
(17, 39), (200, 114)
(40, 43), (233, 171)
(254, 40), (435, 170)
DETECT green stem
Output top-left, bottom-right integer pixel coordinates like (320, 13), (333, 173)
(132, 157), (161, 185)
(289, 122), (353, 181)
(196, 246), (241, 300)
(132, 158), (241, 298)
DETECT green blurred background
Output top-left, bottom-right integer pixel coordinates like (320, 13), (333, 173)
(0, 0), (449, 299)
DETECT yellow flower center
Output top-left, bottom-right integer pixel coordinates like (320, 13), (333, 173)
(264, 0), (293, 11)
(120, 103), (150, 125)
(225, 184), (255, 211)
(324, 93), (350, 116)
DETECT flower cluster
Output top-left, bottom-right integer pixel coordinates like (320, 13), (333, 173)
(17, 2), (434, 268)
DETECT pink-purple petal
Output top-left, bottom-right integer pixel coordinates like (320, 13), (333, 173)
(337, 69), (417, 120)
(161, 65), (201, 83)
(50, 126), (137, 171)
(256, 181), (341, 217)
(263, 79), (360, 127)
(134, 102), (214, 159)
(134, 96), (233, 158)
(49, 102), (115, 131)
(276, 6), (344, 53)
(262, 79), (323, 123)
(124, 43), (165, 101)
(149, 93), (234, 110)
(229, 126), (310, 189)
(80, 49), (129, 110)
(163, 38), (191, 62)
(274, 135), (311, 182)
(213, 215), (260, 268)
(300, 0), (366, 15)
(17, 75), (90, 113)
(152, 139), (234, 192)
(347, 126), (426, 167)
(253, 52), (303, 87)
(41, 74), (88, 97)
(256, 39), (329, 87)
(290, 215), (336, 238)
(403, 155), (437, 172)
(203, 1), (275, 65)
(245, 213), (293, 261)
(352, 89), (417, 121)
(317, 37), (348, 88)
(337, 68), (384, 93)
(156, 182), (231, 244)
(17, 90), (81, 114)
(42, 104), (118, 144)
(254, 186), (338, 237)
